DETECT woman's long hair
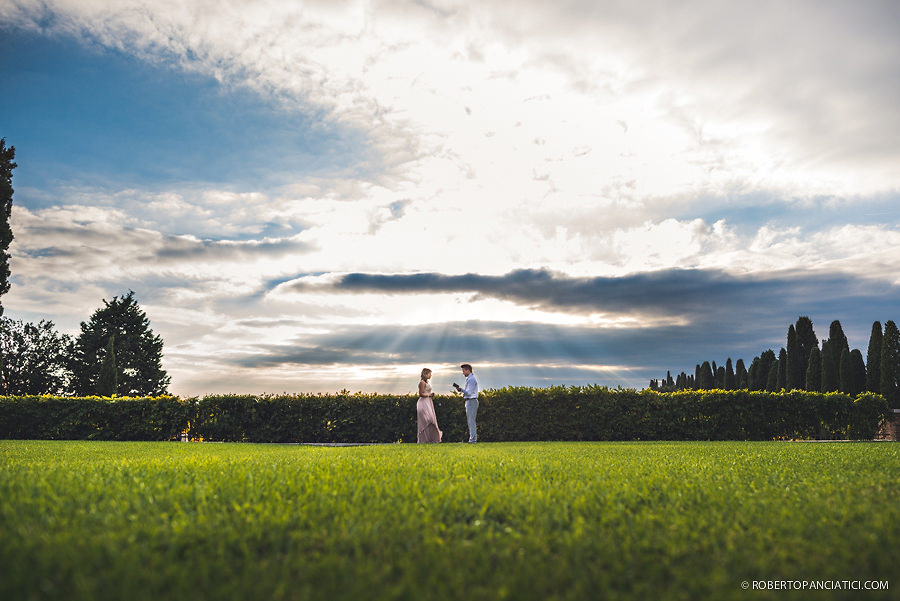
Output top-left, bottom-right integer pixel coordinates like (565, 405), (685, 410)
(420, 368), (432, 381)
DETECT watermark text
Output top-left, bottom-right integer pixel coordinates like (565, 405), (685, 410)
(741, 580), (889, 592)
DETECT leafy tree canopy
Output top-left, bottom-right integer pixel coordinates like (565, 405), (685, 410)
(70, 291), (170, 396)
(1, 317), (72, 395)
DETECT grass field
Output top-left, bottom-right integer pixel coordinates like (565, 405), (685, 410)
(1, 441), (897, 600)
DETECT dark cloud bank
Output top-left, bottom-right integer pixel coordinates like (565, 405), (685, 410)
(289, 268), (898, 323)
(261, 268), (900, 387)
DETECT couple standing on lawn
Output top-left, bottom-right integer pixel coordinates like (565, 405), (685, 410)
(417, 364), (478, 444)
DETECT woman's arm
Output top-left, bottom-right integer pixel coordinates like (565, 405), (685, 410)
(418, 380), (426, 397)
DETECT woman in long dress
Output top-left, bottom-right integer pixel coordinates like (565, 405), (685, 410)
(417, 368), (442, 443)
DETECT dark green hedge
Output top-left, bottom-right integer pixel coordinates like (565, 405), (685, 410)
(0, 388), (890, 442)
(0, 395), (193, 441)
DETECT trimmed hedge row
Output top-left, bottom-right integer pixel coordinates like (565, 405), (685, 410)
(0, 395), (192, 441)
(0, 388), (890, 442)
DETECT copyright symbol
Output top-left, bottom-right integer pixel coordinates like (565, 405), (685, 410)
(741, 581), (749, 590)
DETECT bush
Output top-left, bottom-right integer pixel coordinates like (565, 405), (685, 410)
(0, 389), (890, 442)
(0, 395), (192, 440)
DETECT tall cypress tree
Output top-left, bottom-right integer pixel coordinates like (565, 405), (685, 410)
(786, 325), (804, 390)
(748, 356), (761, 391)
(735, 358), (748, 389)
(776, 348), (788, 390)
(850, 349), (867, 397)
(766, 361), (778, 392)
(795, 316), (818, 380)
(830, 321), (849, 372)
(725, 358), (735, 390)
(828, 320), (850, 357)
(866, 321), (883, 393)
(758, 350), (777, 392)
(820, 340), (839, 392)
(0, 138), (16, 317)
(698, 361), (715, 389)
(839, 348), (852, 395)
(806, 346), (822, 392)
(880, 320), (900, 408)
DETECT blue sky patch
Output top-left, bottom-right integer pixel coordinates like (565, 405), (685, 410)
(0, 28), (369, 203)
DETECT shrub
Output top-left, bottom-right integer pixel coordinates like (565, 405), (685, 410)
(0, 395), (192, 440)
(0, 389), (890, 442)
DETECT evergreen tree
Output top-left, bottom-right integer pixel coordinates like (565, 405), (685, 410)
(97, 335), (118, 396)
(70, 291), (170, 396)
(748, 356), (761, 391)
(698, 361), (715, 389)
(820, 321), (849, 393)
(794, 316), (818, 381)
(766, 361), (778, 392)
(880, 320), (900, 408)
(806, 346), (822, 392)
(850, 349), (867, 397)
(758, 350), (777, 392)
(725, 358), (735, 390)
(0, 138), (16, 317)
(716, 366), (725, 389)
(866, 321), (883, 393)
(776, 348), (787, 390)
(820, 340), (839, 392)
(786, 325), (804, 390)
(0, 317), (73, 395)
(828, 320), (850, 357)
(839, 348), (852, 394)
(735, 359), (748, 389)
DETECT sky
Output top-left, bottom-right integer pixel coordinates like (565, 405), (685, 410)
(1, 0), (899, 396)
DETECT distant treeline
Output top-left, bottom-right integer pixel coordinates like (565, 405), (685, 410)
(651, 317), (900, 408)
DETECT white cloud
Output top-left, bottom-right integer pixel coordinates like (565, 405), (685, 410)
(8, 0), (899, 209)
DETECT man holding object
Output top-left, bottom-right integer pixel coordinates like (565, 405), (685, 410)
(453, 364), (479, 443)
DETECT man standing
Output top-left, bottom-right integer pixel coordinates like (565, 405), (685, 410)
(453, 363), (479, 443)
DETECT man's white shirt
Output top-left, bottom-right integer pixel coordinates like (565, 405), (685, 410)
(462, 373), (479, 400)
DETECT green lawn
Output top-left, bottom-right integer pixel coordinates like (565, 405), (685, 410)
(1, 440), (897, 600)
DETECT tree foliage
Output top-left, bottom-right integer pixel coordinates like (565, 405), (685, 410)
(735, 359), (747, 389)
(97, 335), (118, 396)
(0, 317), (73, 395)
(838, 348), (865, 396)
(786, 325), (804, 390)
(697, 361), (714, 389)
(866, 321), (882, 393)
(794, 316), (818, 381)
(880, 320), (900, 408)
(657, 316), (899, 399)
(806, 346), (822, 392)
(724, 358), (735, 390)
(70, 291), (170, 396)
(0, 138), (16, 316)
(820, 340), (839, 392)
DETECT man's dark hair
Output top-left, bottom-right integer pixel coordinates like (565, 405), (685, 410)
(461, 363), (473, 371)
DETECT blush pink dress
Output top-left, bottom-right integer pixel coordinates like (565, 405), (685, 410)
(417, 381), (442, 443)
